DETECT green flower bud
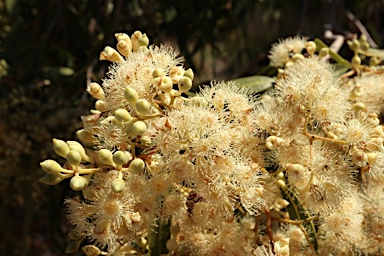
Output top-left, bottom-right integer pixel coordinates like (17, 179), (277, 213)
(115, 108), (132, 122)
(124, 87), (139, 105)
(292, 53), (304, 62)
(319, 47), (329, 58)
(369, 56), (381, 66)
(70, 175), (88, 191)
(99, 46), (124, 62)
(152, 68), (164, 78)
(352, 55), (361, 69)
(95, 100), (109, 112)
(361, 41), (369, 51)
(68, 230), (83, 240)
(183, 68), (194, 80)
(67, 141), (90, 163)
(82, 245), (102, 256)
(67, 150), (82, 166)
(53, 138), (70, 158)
(65, 239), (83, 254)
(111, 178), (125, 193)
(76, 129), (94, 144)
(40, 159), (65, 174)
(135, 99), (151, 114)
(132, 121), (147, 136)
(39, 173), (66, 185)
(177, 76), (192, 93)
(115, 32), (131, 44)
(87, 82), (104, 100)
(113, 151), (129, 166)
(98, 149), (114, 166)
(140, 135), (151, 145)
(129, 158), (145, 173)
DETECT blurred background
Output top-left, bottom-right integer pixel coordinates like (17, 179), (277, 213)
(0, 0), (383, 255)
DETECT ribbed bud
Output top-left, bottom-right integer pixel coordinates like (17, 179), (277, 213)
(67, 150), (82, 166)
(177, 76), (192, 93)
(135, 99), (151, 114)
(70, 175), (88, 191)
(98, 149), (114, 166)
(113, 151), (129, 166)
(87, 82), (104, 100)
(155, 76), (173, 93)
(183, 68), (194, 80)
(266, 136), (285, 150)
(116, 40), (132, 57)
(99, 46), (124, 62)
(131, 121), (147, 136)
(53, 138), (70, 158)
(40, 159), (65, 174)
(111, 178), (126, 193)
(95, 100), (109, 112)
(124, 87), (139, 105)
(129, 158), (145, 173)
(115, 108), (132, 122)
(137, 33), (149, 48)
(305, 41), (316, 56)
(131, 31), (142, 52)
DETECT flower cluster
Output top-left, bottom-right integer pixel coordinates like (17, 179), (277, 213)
(40, 31), (384, 255)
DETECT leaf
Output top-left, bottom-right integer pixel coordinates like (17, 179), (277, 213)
(148, 219), (171, 256)
(229, 75), (274, 93)
(358, 48), (384, 58)
(314, 38), (352, 68)
(332, 63), (350, 77)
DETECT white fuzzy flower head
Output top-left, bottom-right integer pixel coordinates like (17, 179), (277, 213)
(269, 36), (307, 67)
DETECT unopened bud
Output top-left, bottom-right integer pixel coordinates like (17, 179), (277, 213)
(131, 31), (143, 52)
(70, 175), (88, 191)
(82, 245), (101, 256)
(39, 173), (66, 185)
(53, 138), (70, 158)
(67, 150), (82, 166)
(87, 82), (104, 100)
(352, 55), (361, 69)
(131, 121), (147, 136)
(166, 238), (178, 251)
(152, 68), (165, 78)
(292, 53), (304, 62)
(319, 47), (329, 58)
(266, 136), (285, 150)
(113, 151), (129, 166)
(98, 149), (115, 166)
(111, 178), (126, 193)
(76, 129), (94, 144)
(124, 87), (139, 105)
(137, 33), (149, 48)
(183, 68), (194, 80)
(155, 76), (173, 93)
(67, 141), (90, 163)
(95, 100), (109, 112)
(117, 40), (132, 57)
(305, 41), (316, 56)
(115, 109), (132, 122)
(135, 99), (151, 114)
(40, 159), (65, 174)
(129, 158), (145, 173)
(177, 76), (192, 93)
(99, 46), (124, 62)
(369, 56), (381, 66)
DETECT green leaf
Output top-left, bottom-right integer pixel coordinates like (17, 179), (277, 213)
(229, 75), (274, 93)
(148, 219), (171, 256)
(314, 38), (352, 68)
(332, 63), (350, 77)
(358, 48), (384, 58)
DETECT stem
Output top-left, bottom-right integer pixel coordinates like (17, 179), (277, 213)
(303, 130), (348, 145)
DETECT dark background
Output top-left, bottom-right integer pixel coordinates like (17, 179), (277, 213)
(0, 0), (383, 255)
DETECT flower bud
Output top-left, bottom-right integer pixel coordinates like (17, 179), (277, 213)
(53, 138), (70, 158)
(124, 87), (139, 105)
(98, 149), (114, 166)
(177, 76), (192, 93)
(67, 150), (82, 166)
(352, 55), (361, 69)
(137, 33), (149, 48)
(39, 173), (66, 185)
(115, 32), (131, 44)
(68, 230), (83, 240)
(95, 100), (109, 112)
(131, 121), (147, 136)
(87, 82), (104, 100)
(140, 135), (151, 145)
(67, 141), (90, 163)
(129, 158), (145, 173)
(76, 129), (94, 144)
(166, 238), (178, 251)
(116, 40), (132, 57)
(113, 151), (129, 166)
(115, 109), (132, 122)
(131, 31), (142, 52)
(352, 102), (367, 113)
(292, 53), (304, 62)
(152, 68), (164, 78)
(99, 46), (124, 62)
(155, 76), (173, 93)
(319, 47), (329, 58)
(111, 178), (125, 193)
(135, 99), (151, 114)
(82, 245), (101, 256)
(266, 136), (285, 150)
(65, 239), (83, 254)
(305, 41), (316, 56)
(352, 150), (368, 167)
(366, 112), (380, 127)
(183, 68), (194, 80)
(70, 175), (88, 191)
(40, 159), (65, 174)
(369, 56), (381, 66)
(366, 152), (377, 165)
